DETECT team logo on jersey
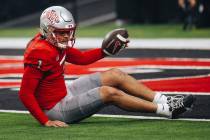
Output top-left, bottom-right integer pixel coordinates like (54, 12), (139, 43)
(56, 55), (59, 61)
(37, 60), (42, 69)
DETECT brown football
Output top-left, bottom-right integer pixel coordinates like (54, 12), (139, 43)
(101, 28), (129, 55)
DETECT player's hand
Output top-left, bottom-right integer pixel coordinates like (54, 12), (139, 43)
(44, 120), (69, 127)
(101, 28), (129, 56)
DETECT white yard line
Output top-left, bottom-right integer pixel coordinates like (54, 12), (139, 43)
(93, 114), (210, 122)
(0, 109), (29, 114)
(0, 38), (210, 50)
(0, 109), (210, 122)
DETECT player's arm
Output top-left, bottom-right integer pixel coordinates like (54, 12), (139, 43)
(19, 66), (68, 127)
(65, 47), (105, 65)
(19, 66), (49, 125)
(66, 28), (129, 64)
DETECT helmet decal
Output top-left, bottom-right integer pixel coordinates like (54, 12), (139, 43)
(45, 10), (60, 25)
(66, 24), (73, 28)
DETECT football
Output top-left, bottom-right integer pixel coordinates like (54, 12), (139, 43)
(101, 28), (129, 56)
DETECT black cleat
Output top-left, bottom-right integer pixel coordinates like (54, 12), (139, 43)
(167, 95), (195, 119)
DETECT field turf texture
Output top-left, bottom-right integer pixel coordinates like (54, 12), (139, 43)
(0, 23), (209, 38)
(1, 113), (210, 140)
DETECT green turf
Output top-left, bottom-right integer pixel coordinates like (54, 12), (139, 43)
(0, 113), (210, 140)
(0, 23), (209, 38)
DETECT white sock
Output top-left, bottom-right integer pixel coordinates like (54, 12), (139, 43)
(153, 93), (168, 104)
(156, 104), (171, 117)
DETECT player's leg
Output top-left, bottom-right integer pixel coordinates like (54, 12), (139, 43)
(100, 86), (157, 113)
(100, 68), (167, 104)
(46, 86), (170, 123)
(99, 86), (195, 119)
(66, 69), (193, 110)
(45, 87), (104, 123)
(45, 85), (195, 123)
(66, 72), (101, 96)
(45, 84), (164, 123)
(64, 74), (159, 122)
(66, 69), (165, 104)
(45, 73), (102, 123)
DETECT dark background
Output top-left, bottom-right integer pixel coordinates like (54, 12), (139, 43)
(0, 0), (209, 27)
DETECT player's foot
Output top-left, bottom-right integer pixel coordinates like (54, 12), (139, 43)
(167, 95), (195, 119)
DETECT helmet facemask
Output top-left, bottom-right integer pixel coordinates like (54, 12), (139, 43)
(46, 26), (76, 49)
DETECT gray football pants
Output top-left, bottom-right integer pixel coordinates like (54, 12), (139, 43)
(45, 72), (105, 123)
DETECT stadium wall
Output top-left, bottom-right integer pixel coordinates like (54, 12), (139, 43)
(0, 0), (209, 27)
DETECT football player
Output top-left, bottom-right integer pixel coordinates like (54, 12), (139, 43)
(19, 6), (195, 127)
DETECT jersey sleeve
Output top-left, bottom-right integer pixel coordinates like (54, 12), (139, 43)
(24, 47), (54, 71)
(19, 66), (49, 125)
(65, 47), (105, 65)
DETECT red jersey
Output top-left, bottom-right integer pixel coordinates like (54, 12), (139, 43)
(19, 33), (104, 124)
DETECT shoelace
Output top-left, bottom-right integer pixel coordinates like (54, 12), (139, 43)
(167, 95), (185, 111)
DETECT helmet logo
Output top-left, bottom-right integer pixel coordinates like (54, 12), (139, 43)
(45, 10), (60, 25)
(66, 24), (73, 28)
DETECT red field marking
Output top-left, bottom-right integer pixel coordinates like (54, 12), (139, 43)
(64, 58), (210, 75)
(1, 57), (210, 75)
(0, 57), (210, 93)
(142, 75), (210, 92)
